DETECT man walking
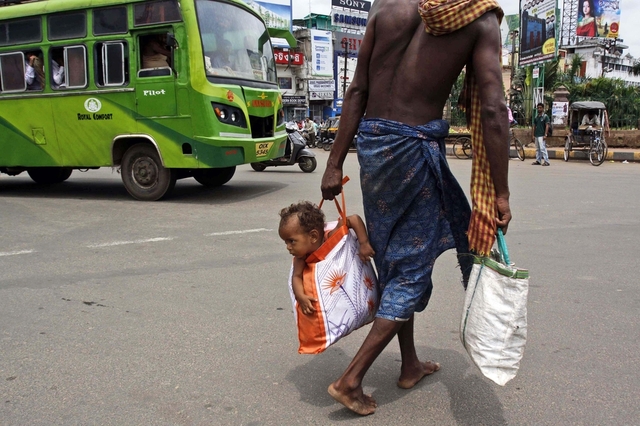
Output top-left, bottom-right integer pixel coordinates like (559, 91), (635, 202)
(532, 102), (550, 166)
(320, 0), (511, 416)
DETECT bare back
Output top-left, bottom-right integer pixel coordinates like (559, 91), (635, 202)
(362, 0), (494, 126)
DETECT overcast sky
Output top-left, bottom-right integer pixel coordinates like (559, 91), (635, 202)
(292, 0), (640, 59)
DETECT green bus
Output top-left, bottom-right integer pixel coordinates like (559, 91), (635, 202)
(0, 0), (291, 200)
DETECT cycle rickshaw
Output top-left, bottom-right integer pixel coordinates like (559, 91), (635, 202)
(564, 101), (608, 166)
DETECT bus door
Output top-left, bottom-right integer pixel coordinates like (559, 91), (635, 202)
(135, 33), (177, 118)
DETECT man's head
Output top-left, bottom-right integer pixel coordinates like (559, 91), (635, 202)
(588, 110), (596, 117)
(278, 202), (325, 259)
(537, 103), (544, 114)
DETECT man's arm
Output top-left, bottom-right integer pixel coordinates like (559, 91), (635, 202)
(470, 12), (511, 232)
(320, 5), (378, 200)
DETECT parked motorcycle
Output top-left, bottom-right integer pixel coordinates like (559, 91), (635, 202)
(250, 123), (317, 173)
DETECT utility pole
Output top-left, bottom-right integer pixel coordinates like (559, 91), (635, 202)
(341, 38), (349, 98)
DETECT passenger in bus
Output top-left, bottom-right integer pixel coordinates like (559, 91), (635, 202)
(25, 52), (44, 90)
(141, 35), (171, 68)
(211, 39), (237, 71)
(51, 51), (65, 89)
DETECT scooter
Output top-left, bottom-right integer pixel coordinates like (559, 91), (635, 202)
(250, 123), (317, 173)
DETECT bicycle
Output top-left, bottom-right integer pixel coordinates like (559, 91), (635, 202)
(452, 136), (472, 159)
(452, 131), (524, 161)
(509, 128), (525, 161)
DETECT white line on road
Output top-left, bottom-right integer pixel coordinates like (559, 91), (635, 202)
(205, 228), (273, 236)
(0, 249), (36, 257)
(87, 237), (174, 248)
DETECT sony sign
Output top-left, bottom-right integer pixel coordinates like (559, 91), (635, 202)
(331, 0), (371, 12)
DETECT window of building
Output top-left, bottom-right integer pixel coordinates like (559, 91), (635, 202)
(0, 18), (41, 46)
(94, 7), (128, 35)
(48, 12), (87, 40)
(95, 41), (129, 86)
(134, 0), (181, 27)
(278, 77), (292, 89)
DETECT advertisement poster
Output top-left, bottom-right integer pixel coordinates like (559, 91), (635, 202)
(244, 0), (292, 30)
(310, 29), (333, 77)
(519, 0), (557, 66)
(576, 0), (621, 39)
(552, 101), (569, 125)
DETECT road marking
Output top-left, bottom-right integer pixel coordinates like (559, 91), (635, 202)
(205, 228), (273, 236)
(87, 237), (174, 248)
(0, 249), (36, 257)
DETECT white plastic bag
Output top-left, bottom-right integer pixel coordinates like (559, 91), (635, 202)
(460, 231), (529, 386)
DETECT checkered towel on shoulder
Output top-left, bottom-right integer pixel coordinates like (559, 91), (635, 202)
(419, 0), (503, 256)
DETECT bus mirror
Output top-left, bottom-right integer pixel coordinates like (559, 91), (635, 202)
(166, 33), (178, 49)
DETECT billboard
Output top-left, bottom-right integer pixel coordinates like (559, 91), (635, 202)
(310, 30), (334, 77)
(519, 0), (557, 66)
(576, 0), (621, 39)
(244, 0), (292, 30)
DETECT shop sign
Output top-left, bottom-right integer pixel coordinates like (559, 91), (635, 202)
(282, 95), (306, 106)
(310, 92), (334, 100)
(308, 79), (335, 92)
(331, 0), (371, 12)
(274, 49), (304, 66)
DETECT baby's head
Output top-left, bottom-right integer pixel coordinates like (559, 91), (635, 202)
(278, 201), (325, 259)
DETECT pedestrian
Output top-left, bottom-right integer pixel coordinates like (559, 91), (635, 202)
(531, 102), (550, 166)
(320, 0), (511, 416)
(278, 201), (375, 316)
(304, 117), (316, 147)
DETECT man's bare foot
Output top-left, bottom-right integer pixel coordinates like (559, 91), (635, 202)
(328, 382), (377, 415)
(397, 360), (440, 389)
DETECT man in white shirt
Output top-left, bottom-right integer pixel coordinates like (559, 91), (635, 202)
(581, 111), (600, 126)
(51, 56), (65, 88)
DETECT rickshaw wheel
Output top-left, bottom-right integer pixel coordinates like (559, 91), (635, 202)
(589, 140), (606, 166)
(564, 138), (572, 162)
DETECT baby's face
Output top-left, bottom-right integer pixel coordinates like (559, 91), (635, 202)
(279, 217), (319, 260)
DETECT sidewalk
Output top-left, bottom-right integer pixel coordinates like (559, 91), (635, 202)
(446, 144), (640, 162)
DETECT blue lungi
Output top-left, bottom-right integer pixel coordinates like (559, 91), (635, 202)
(357, 118), (472, 321)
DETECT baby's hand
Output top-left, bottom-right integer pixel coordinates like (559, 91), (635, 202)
(297, 294), (317, 315)
(358, 242), (375, 262)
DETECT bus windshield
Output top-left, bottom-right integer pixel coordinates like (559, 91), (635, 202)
(196, 0), (276, 83)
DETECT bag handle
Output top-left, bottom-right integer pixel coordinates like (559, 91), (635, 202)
(318, 176), (350, 224)
(496, 229), (511, 265)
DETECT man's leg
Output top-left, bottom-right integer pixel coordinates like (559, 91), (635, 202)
(328, 318), (403, 415)
(396, 315), (440, 389)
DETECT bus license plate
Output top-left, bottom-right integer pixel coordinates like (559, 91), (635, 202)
(255, 142), (274, 157)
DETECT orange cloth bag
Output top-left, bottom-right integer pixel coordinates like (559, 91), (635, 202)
(288, 191), (379, 354)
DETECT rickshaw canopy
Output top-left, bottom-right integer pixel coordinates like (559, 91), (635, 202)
(569, 101), (606, 111)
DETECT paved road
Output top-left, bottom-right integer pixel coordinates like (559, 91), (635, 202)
(1, 154), (639, 425)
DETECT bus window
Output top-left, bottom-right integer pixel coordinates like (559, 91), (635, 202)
(0, 18), (41, 47)
(66, 46), (87, 88)
(48, 12), (87, 41)
(0, 50), (44, 92)
(95, 42), (128, 86)
(49, 48), (66, 89)
(134, 0), (181, 26)
(93, 6), (128, 35)
(139, 34), (172, 70)
(195, 0), (276, 82)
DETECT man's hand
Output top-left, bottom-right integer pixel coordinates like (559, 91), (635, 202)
(321, 164), (343, 200)
(495, 196), (511, 234)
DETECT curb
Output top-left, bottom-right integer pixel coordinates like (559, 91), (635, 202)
(446, 146), (640, 162)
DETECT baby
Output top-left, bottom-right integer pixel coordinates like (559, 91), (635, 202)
(279, 201), (375, 315)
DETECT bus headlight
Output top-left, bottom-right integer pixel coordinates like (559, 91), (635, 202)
(212, 102), (247, 128)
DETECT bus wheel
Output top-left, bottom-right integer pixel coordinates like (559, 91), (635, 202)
(121, 144), (176, 201)
(193, 167), (236, 187)
(28, 167), (73, 184)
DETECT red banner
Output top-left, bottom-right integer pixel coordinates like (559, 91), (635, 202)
(274, 49), (304, 65)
